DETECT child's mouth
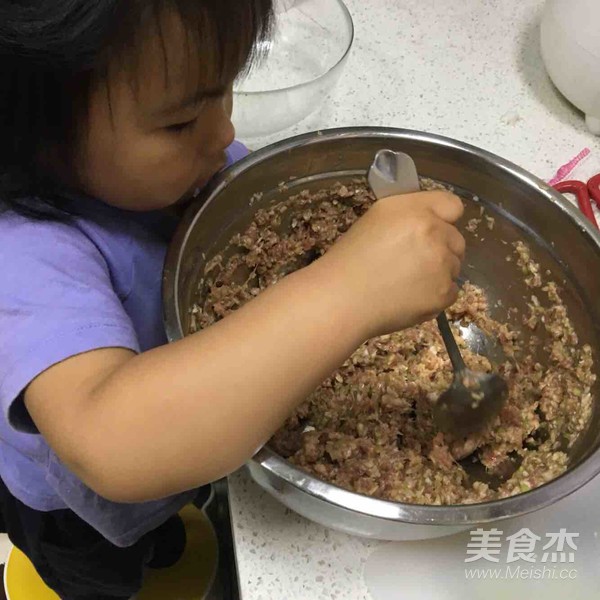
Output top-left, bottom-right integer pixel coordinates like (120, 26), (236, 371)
(191, 159), (228, 198)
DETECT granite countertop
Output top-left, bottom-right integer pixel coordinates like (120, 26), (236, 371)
(229, 0), (600, 598)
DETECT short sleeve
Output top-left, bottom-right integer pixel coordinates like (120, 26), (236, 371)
(0, 215), (140, 433)
(225, 140), (249, 166)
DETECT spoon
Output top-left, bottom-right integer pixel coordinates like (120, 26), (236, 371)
(368, 149), (508, 437)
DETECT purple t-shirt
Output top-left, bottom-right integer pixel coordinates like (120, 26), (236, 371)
(0, 141), (248, 547)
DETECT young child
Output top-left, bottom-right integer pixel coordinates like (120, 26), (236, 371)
(0, 1), (465, 598)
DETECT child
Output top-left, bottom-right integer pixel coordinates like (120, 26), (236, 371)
(0, 1), (465, 598)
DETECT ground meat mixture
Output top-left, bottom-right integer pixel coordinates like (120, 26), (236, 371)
(190, 180), (596, 505)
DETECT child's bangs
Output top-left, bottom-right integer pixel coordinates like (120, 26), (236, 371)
(112, 0), (274, 93)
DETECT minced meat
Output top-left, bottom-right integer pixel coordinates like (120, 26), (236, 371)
(190, 180), (595, 505)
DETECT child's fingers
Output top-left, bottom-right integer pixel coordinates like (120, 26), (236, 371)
(443, 223), (466, 260)
(446, 253), (462, 281)
(423, 192), (465, 224)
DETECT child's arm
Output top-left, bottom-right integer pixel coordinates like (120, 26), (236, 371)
(25, 191), (465, 503)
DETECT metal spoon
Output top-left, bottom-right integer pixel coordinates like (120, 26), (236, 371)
(459, 321), (506, 367)
(433, 313), (508, 436)
(368, 149), (508, 437)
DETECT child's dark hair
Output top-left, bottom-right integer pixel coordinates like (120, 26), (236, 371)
(0, 0), (273, 218)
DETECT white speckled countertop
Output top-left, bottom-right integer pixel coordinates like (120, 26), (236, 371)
(229, 1), (600, 598)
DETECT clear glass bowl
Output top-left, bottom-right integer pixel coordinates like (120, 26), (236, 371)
(232, 0), (354, 140)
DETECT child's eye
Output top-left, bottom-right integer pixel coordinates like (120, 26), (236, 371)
(166, 118), (196, 133)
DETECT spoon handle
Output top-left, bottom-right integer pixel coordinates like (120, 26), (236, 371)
(436, 313), (467, 372)
(366, 152), (468, 374)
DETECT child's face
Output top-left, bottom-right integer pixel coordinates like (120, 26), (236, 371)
(74, 14), (236, 212)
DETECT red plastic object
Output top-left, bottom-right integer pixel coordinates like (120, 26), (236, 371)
(554, 179), (599, 230)
(588, 174), (600, 208)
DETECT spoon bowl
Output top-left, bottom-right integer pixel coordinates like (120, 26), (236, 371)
(432, 370), (509, 437)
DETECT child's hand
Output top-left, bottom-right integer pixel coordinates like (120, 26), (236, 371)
(315, 191), (465, 338)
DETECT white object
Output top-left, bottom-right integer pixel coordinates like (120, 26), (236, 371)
(364, 473), (600, 600)
(541, 0), (600, 135)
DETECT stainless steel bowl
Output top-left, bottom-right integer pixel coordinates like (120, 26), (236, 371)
(163, 128), (600, 541)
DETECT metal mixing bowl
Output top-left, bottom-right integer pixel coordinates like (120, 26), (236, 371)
(163, 128), (600, 541)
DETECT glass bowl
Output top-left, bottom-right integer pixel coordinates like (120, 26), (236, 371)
(232, 0), (354, 140)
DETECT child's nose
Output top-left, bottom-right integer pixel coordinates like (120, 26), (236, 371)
(205, 96), (235, 154)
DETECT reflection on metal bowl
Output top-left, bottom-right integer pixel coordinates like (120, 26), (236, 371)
(163, 128), (600, 541)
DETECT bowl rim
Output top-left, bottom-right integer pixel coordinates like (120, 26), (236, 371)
(163, 126), (600, 527)
(233, 0), (355, 96)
